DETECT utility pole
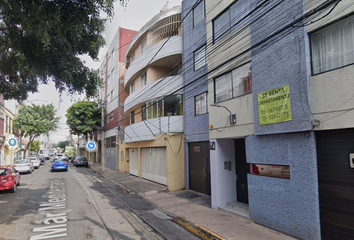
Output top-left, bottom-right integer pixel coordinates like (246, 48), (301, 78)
(101, 99), (106, 173)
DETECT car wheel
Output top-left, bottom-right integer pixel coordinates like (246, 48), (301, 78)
(17, 180), (20, 186)
(30, 170), (33, 174)
(10, 183), (16, 193)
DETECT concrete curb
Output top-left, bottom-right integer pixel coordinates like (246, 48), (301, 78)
(172, 216), (226, 240)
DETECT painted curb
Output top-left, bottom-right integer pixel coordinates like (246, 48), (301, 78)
(172, 216), (226, 240)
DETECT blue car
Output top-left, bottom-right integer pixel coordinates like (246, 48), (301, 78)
(51, 158), (68, 172)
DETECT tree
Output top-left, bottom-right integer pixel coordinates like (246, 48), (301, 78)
(0, 0), (128, 101)
(66, 101), (101, 139)
(57, 141), (69, 149)
(14, 103), (60, 158)
(30, 140), (40, 153)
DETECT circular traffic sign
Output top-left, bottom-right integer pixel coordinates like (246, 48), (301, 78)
(8, 137), (18, 147)
(86, 141), (97, 152)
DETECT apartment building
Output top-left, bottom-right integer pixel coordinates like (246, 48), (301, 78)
(98, 27), (137, 170)
(1, 99), (18, 165)
(182, 0), (210, 195)
(122, 5), (184, 191)
(203, 0), (354, 239)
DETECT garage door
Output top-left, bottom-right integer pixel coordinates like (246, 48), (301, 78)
(316, 129), (354, 240)
(142, 147), (167, 185)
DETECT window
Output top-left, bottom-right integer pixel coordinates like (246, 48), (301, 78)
(111, 69), (114, 81)
(146, 95), (183, 119)
(194, 45), (206, 70)
(214, 62), (252, 102)
(310, 14), (354, 75)
(169, 64), (182, 76)
(213, 0), (249, 43)
(107, 114), (109, 124)
(141, 38), (147, 53)
(107, 74), (111, 84)
(110, 112), (113, 122)
(141, 72), (147, 86)
(193, 0), (205, 27)
(112, 48), (116, 61)
(107, 94), (110, 102)
(251, 164), (290, 179)
(131, 52), (135, 63)
(141, 106), (147, 121)
(131, 111), (135, 124)
(131, 82), (135, 93)
(110, 90), (114, 101)
(195, 92), (208, 115)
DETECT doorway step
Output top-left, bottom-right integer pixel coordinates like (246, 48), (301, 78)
(219, 201), (251, 219)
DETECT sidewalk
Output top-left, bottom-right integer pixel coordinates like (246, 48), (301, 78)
(89, 163), (296, 240)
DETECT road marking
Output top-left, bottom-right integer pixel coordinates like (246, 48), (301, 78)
(30, 181), (68, 239)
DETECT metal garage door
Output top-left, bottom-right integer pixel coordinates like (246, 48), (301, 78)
(142, 147), (167, 185)
(129, 148), (138, 176)
(316, 129), (354, 240)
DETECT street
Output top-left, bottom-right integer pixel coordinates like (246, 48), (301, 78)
(0, 158), (199, 240)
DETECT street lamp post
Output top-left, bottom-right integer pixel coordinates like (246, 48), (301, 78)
(19, 104), (24, 160)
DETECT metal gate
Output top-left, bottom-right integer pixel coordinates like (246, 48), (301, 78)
(142, 147), (167, 185)
(188, 142), (211, 195)
(129, 148), (139, 176)
(316, 129), (354, 240)
(105, 136), (116, 170)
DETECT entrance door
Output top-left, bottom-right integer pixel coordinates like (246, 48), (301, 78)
(235, 139), (249, 204)
(189, 142), (211, 195)
(316, 129), (354, 240)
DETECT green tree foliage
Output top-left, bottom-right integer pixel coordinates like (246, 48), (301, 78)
(14, 103), (60, 158)
(66, 101), (101, 139)
(0, 0), (127, 101)
(57, 141), (69, 149)
(30, 140), (40, 153)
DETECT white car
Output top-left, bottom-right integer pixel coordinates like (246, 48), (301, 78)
(14, 160), (34, 173)
(27, 157), (41, 169)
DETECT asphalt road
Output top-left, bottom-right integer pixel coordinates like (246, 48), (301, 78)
(0, 159), (199, 240)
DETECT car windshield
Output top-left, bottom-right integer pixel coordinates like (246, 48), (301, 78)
(0, 169), (9, 175)
(15, 160), (28, 164)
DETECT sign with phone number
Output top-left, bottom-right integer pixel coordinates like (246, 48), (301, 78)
(258, 84), (292, 125)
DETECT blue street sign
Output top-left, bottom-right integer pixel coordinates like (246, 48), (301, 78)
(86, 141), (97, 152)
(8, 137), (18, 147)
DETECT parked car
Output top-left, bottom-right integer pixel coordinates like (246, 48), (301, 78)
(73, 156), (88, 167)
(27, 157), (41, 169)
(13, 160), (34, 174)
(38, 155), (46, 162)
(51, 158), (68, 172)
(0, 166), (20, 193)
(56, 153), (65, 158)
(70, 155), (77, 163)
(49, 152), (53, 156)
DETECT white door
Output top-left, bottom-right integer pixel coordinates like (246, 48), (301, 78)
(129, 148), (138, 176)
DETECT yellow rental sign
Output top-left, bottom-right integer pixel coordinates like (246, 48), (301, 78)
(258, 84), (292, 125)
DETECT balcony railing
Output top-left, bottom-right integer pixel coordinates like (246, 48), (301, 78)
(124, 36), (182, 87)
(124, 116), (184, 143)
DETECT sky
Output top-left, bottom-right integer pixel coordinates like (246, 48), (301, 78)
(28, 0), (182, 143)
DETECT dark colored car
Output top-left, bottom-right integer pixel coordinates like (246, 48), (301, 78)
(70, 155), (77, 163)
(51, 158), (68, 172)
(0, 166), (20, 193)
(73, 156), (88, 167)
(38, 155), (45, 163)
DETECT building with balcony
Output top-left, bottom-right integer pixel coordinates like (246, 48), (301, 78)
(182, 0), (211, 196)
(205, 0), (354, 239)
(122, 5), (184, 191)
(97, 27), (137, 170)
(1, 99), (18, 165)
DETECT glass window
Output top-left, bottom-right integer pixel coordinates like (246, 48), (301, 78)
(131, 52), (135, 63)
(193, 0), (205, 27)
(131, 111), (135, 124)
(110, 112), (113, 121)
(107, 114), (109, 124)
(213, 9), (230, 43)
(195, 92), (208, 115)
(131, 82), (135, 93)
(215, 72), (232, 102)
(110, 89), (114, 101)
(141, 72), (147, 86)
(230, 0), (249, 31)
(214, 62), (252, 102)
(111, 69), (114, 81)
(251, 164), (290, 179)
(141, 106), (147, 121)
(194, 45), (206, 71)
(164, 95), (183, 116)
(310, 14), (354, 74)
